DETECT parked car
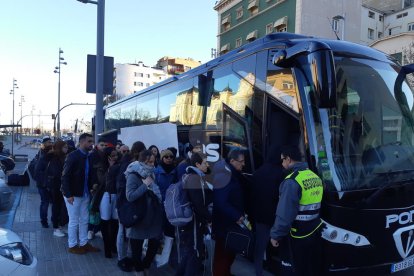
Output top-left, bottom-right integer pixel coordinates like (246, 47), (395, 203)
(0, 165), (12, 210)
(0, 228), (37, 275)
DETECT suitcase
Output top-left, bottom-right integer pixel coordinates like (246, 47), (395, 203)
(8, 171), (30, 186)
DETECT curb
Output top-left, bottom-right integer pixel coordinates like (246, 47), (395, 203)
(4, 186), (23, 229)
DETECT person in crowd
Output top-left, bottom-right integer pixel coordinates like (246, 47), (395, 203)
(87, 137), (108, 240)
(176, 152), (213, 276)
(251, 146), (284, 276)
(148, 145), (160, 166)
(0, 141), (10, 157)
(116, 141), (146, 272)
(116, 140), (123, 152)
(270, 145), (323, 276)
(177, 141), (203, 179)
(98, 147), (120, 258)
(212, 149), (248, 276)
(119, 144), (129, 155)
(154, 149), (177, 267)
(34, 136), (54, 228)
(66, 139), (76, 153)
(44, 140), (70, 237)
(61, 133), (100, 254)
(125, 150), (163, 275)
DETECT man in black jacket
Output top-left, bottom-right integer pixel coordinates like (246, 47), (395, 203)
(251, 146), (284, 276)
(61, 133), (100, 255)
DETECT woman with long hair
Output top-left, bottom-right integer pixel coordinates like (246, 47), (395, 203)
(125, 150), (163, 275)
(44, 140), (69, 237)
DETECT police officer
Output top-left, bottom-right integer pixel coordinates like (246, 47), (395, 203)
(270, 145), (323, 276)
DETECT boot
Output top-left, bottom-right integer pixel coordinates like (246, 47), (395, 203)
(101, 219), (112, 258)
(155, 236), (174, 267)
(110, 219), (119, 254)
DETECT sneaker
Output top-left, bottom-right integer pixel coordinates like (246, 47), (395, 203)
(80, 243), (101, 253)
(60, 227), (68, 234)
(53, 228), (65, 237)
(95, 231), (103, 239)
(87, 230), (94, 240)
(68, 246), (86, 255)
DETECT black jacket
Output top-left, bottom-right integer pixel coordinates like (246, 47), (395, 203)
(61, 149), (92, 198)
(44, 152), (65, 190)
(34, 149), (48, 186)
(184, 167), (213, 226)
(212, 159), (246, 239)
(251, 162), (284, 226)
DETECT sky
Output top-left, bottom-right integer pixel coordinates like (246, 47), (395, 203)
(0, 0), (217, 132)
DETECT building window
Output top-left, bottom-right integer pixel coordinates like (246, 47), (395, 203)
(247, 0), (259, 16)
(236, 7), (243, 19)
(397, 12), (408, 19)
(332, 19), (339, 32)
(378, 32), (383, 38)
(146, 83), (150, 87)
(276, 25), (287, 32)
(135, 73), (143, 77)
(409, 22), (414, 31)
(274, 16), (288, 32)
(379, 15), (383, 22)
(236, 38), (242, 48)
(246, 30), (258, 41)
(368, 28), (374, 39)
(221, 14), (231, 31)
(368, 11), (375, 19)
(220, 43), (230, 54)
(146, 74), (150, 78)
(266, 23), (274, 34)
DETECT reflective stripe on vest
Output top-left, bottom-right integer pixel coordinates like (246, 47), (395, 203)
(286, 168), (323, 238)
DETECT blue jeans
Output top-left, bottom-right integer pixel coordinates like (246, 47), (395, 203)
(38, 187), (51, 225)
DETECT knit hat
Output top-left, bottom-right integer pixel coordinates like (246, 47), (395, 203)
(160, 149), (173, 159)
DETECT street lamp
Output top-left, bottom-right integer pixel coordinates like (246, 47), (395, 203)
(76, 0), (105, 142)
(18, 95), (25, 135)
(54, 48), (67, 138)
(333, 15), (345, 40)
(9, 79), (18, 158)
(31, 105), (35, 135)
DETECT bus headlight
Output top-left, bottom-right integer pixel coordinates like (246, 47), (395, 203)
(321, 220), (370, 246)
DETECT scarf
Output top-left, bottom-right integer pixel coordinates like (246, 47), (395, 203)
(160, 161), (175, 174)
(125, 161), (155, 178)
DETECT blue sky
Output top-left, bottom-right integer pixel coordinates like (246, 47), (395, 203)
(0, 0), (217, 132)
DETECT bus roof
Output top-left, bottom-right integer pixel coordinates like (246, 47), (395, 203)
(106, 32), (395, 109)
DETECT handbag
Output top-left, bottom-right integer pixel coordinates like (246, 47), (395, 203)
(225, 222), (255, 258)
(118, 193), (147, 228)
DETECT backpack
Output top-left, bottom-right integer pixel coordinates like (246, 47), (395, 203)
(164, 175), (194, 227)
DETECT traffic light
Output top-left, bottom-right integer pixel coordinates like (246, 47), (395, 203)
(52, 114), (56, 120)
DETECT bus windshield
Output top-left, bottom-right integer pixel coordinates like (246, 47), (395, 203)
(311, 57), (414, 192)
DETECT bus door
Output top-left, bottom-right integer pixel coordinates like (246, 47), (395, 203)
(264, 94), (302, 162)
(221, 103), (255, 174)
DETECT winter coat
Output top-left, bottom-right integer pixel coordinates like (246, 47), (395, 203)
(61, 149), (92, 198)
(184, 166), (213, 226)
(34, 149), (49, 187)
(251, 162), (284, 226)
(154, 164), (177, 201)
(125, 161), (163, 240)
(212, 159), (246, 239)
(44, 152), (65, 190)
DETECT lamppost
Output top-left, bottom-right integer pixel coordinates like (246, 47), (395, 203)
(31, 106), (35, 135)
(333, 14), (345, 40)
(18, 95), (25, 135)
(54, 48), (67, 138)
(76, 0), (105, 142)
(9, 79), (18, 158)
